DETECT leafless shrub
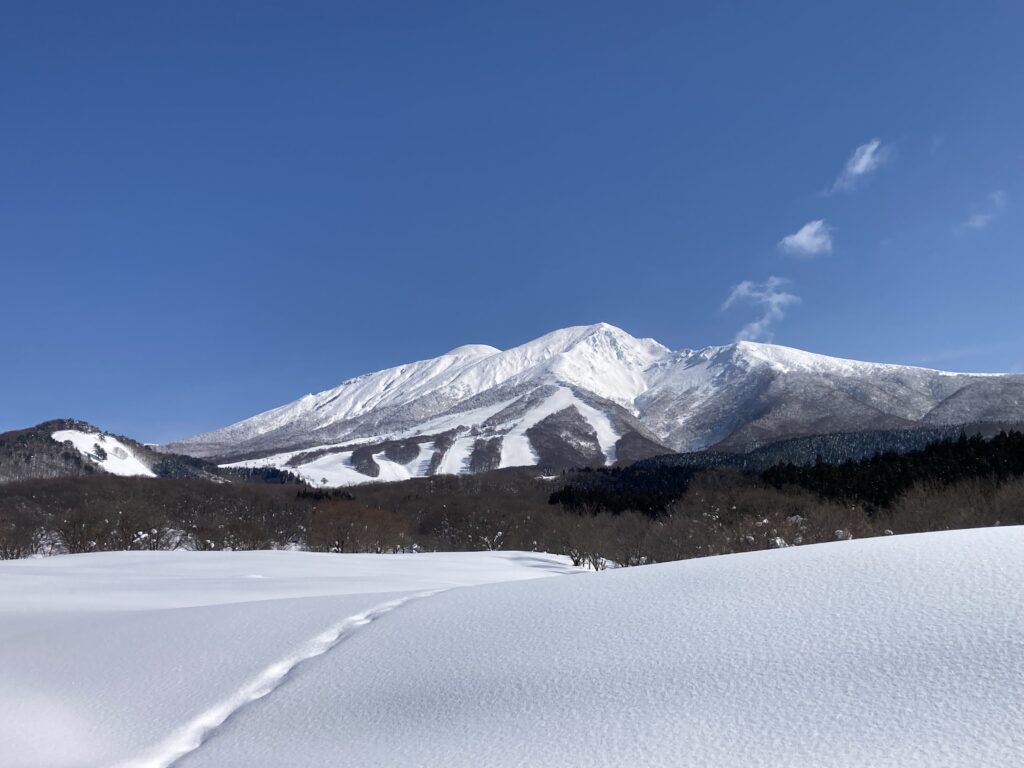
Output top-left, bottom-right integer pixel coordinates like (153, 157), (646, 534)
(882, 476), (1024, 533)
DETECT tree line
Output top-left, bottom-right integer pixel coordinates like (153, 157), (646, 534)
(2, 432), (1023, 566)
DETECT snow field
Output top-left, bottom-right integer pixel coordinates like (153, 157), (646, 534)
(115, 591), (441, 768)
(2, 529), (1021, 767)
(437, 436), (474, 474)
(181, 529), (1024, 767)
(51, 429), (155, 477)
(0, 551), (578, 768)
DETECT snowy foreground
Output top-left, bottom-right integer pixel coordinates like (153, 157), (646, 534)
(2, 531), (1023, 768)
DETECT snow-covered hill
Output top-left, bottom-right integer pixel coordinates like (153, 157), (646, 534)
(0, 419), (229, 484)
(51, 428), (156, 477)
(2, 529), (1021, 767)
(163, 323), (1024, 486)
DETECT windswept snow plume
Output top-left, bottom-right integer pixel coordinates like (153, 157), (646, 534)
(722, 277), (800, 342)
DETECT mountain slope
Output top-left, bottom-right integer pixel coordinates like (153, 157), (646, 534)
(163, 324), (1024, 486)
(0, 420), (226, 484)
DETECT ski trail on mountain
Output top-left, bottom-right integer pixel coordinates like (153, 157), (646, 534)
(112, 590), (445, 768)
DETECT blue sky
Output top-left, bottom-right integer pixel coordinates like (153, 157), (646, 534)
(2, 1), (1022, 442)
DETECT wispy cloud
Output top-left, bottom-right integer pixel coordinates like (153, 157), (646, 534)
(778, 219), (833, 257)
(960, 190), (1007, 231)
(722, 276), (800, 342)
(831, 138), (891, 192)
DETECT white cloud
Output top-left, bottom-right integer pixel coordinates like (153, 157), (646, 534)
(778, 219), (833, 257)
(961, 190), (1007, 231)
(831, 138), (891, 192)
(722, 276), (800, 342)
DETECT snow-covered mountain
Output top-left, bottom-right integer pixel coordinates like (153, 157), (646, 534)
(163, 323), (1024, 486)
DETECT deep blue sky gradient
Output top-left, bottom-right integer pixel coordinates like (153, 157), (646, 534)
(3, 1), (1022, 441)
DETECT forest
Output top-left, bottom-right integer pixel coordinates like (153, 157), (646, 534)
(2, 431), (1023, 568)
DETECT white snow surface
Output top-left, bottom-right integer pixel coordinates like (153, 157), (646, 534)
(51, 429), (156, 478)
(290, 450), (378, 487)
(2, 529), (1023, 767)
(0, 550), (577, 768)
(437, 436), (474, 475)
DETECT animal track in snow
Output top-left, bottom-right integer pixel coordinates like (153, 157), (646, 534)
(112, 590), (444, 768)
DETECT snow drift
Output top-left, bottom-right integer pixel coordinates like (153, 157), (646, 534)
(2, 529), (1022, 767)
(0, 551), (576, 768)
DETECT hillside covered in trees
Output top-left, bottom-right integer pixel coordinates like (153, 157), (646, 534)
(0, 420), (303, 485)
(552, 428), (1024, 513)
(2, 429), (1023, 568)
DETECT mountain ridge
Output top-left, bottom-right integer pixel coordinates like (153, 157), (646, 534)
(161, 323), (1024, 486)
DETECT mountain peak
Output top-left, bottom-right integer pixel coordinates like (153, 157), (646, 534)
(163, 324), (1024, 481)
(443, 344), (502, 358)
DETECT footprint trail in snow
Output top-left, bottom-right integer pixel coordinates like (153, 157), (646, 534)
(113, 590), (444, 768)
